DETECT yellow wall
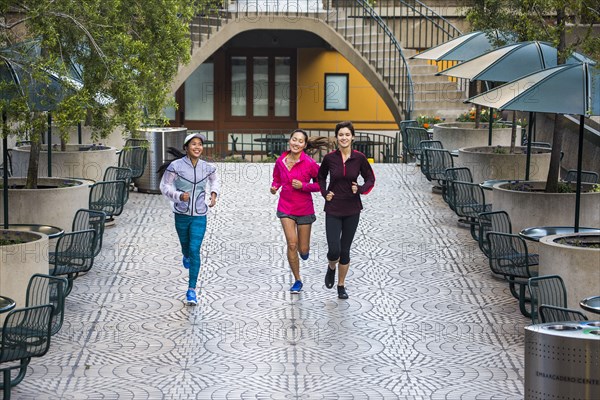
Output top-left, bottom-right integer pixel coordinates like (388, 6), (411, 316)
(297, 49), (398, 131)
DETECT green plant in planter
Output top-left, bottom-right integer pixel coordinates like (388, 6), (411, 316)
(492, 145), (508, 154)
(506, 181), (534, 192)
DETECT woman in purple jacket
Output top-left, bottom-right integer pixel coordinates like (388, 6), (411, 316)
(318, 121), (375, 299)
(271, 129), (320, 293)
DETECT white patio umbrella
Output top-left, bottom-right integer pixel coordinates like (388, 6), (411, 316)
(467, 62), (600, 231)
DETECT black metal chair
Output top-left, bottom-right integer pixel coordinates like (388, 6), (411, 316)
(564, 169), (599, 184)
(72, 208), (107, 258)
(421, 148), (453, 188)
(103, 166), (133, 205)
(477, 211), (512, 258)
(487, 232), (539, 317)
(448, 181), (491, 240)
(539, 304), (589, 324)
(118, 145), (147, 180)
(24, 274), (69, 337)
(0, 304), (54, 399)
(443, 167), (473, 207)
(89, 180), (128, 222)
(527, 275), (583, 324)
(400, 120), (418, 162)
(404, 127), (430, 164)
(49, 229), (97, 296)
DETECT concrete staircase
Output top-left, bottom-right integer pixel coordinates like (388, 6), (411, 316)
(188, 3), (469, 122)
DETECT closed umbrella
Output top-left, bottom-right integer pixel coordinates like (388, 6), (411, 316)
(467, 62), (600, 231)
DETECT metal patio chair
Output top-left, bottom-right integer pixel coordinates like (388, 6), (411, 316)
(404, 127), (430, 164)
(539, 304), (589, 324)
(564, 169), (599, 184)
(477, 211), (512, 258)
(0, 304), (54, 399)
(49, 229), (97, 296)
(487, 232), (539, 317)
(88, 180), (128, 222)
(24, 274), (69, 337)
(527, 275), (584, 324)
(72, 208), (107, 258)
(448, 180), (491, 240)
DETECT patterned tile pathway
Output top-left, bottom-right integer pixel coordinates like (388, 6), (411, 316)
(12, 163), (528, 399)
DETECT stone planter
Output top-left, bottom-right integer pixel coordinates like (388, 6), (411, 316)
(539, 233), (600, 319)
(0, 230), (49, 323)
(11, 144), (117, 182)
(432, 122), (513, 151)
(0, 177), (91, 231)
(458, 146), (551, 185)
(492, 181), (600, 234)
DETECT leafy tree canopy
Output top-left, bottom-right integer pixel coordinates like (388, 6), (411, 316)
(463, 0), (599, 63)
(0, 0), (196, 141)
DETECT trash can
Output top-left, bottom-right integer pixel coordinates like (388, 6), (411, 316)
(524, 321), (600, 399)
(134, 127), (188, 194)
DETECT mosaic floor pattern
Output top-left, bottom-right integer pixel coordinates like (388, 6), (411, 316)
(10, 163), (528, 399)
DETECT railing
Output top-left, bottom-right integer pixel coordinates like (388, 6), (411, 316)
(189, 1), (461, 121)
(183, 129), (400, 163)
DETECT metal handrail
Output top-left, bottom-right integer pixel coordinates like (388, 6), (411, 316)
(181, 129), (399, 163)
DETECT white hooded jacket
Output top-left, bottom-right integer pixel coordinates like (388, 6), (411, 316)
(159, 156), (219, 216)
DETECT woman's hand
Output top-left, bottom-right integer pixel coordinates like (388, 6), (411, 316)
(291, 179), (303, 190)
(325, 191), (334, 201)
(209, 193), (217, 207)
(179, 192), (190, 202)
(270, 186), (278, 195)
(351, 182), (358, 194)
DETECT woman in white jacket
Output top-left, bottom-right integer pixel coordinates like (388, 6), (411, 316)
(159, 133), (219, 305)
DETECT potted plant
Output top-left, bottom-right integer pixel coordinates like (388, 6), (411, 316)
(432, 108), (516, 152)
(538, 233), (600, 319)
(0, 229), (48, 320)
(492, 181), (600, 233)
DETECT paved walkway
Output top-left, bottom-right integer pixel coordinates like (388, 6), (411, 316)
(13, 163), (528, 399)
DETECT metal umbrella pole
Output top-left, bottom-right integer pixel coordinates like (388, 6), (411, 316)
(2, 111), (8, 228)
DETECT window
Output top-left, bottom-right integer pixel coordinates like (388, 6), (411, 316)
(324, 73), (349, 111)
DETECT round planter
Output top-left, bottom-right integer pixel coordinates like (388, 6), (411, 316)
(0, 177), (91, 231)
(432, 122), (513, 151)
(492, 181), (600, 234)
(0, 230), (49, 323)
(539, 233), (600, 319)
(458, 146), (551, 185)
(11, 144), (117, 182)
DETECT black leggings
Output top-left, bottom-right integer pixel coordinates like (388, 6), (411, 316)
(325, 213), (360, 265)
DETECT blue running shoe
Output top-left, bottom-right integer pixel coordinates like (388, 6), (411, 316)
(300, 252), (309, 260)
(186, 289), (198, 306)
(182, 256), (190, 269)
(290, 280), (303, 294)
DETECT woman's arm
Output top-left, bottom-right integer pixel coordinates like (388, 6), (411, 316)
(159, 168), (184, 202)
(302, 160), (321, 192)
(317, 156), (330, 197)
(358, 156), (375, 195)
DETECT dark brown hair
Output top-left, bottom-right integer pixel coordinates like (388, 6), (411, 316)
(335, 121), (355, 136)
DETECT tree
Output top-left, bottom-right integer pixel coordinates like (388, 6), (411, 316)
(463, 0), (599, 192)
(0, 0), (197, 188)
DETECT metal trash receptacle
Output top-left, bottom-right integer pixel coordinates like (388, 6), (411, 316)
(134, 127), (188, 193)
(524, 321), (600, 399)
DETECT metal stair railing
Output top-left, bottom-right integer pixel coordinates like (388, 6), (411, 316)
(188, 0), (462, 120)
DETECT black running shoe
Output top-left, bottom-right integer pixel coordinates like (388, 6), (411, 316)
(337, 285), (348, 299)
(325, 266), (336, 289)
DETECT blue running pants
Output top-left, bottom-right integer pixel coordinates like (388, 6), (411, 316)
(174, 213), (207, 289)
